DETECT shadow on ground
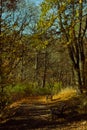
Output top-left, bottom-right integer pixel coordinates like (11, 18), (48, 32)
(0, 95), (87, 130)
(0, 110), (87, 130)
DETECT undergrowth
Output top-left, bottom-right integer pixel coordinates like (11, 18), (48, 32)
(3, 82), (63, 102)
(1, 82), (87, 114)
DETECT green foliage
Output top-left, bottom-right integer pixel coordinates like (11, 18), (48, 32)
(1, 82), (63, 104)
(36, 86), (52, 95)
(23, 83), (38, 96)
(5, 84), (24, 93)
(4, 84), (27, 101)
(52, 82), (63, 94)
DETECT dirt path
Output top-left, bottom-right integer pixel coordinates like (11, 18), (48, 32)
(0, 99), (87, 130)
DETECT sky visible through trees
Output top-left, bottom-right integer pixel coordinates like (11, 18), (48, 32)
(0, 0), (87, 112)
(26, 0), (43, 5)
(0, 2), (87, 129)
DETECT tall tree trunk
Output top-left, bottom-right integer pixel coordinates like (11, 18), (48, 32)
(76, 68), (83, 93)
(35, 52), (39, 82)
(42, 51), (48, 88)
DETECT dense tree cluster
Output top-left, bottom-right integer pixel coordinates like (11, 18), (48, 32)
(0, 0), (87, 109)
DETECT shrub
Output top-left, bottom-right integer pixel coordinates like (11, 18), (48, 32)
(52, 82), (62, 94)
(1, 82), (63, 105)
(4, 84), (25, 102)
(36, 86), (52, 95)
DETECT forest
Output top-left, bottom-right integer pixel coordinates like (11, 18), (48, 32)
(0, 0), (87, 129)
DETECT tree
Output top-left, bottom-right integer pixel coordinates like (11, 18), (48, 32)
(0, 0), (39, 109)
(38, 0), (87, 93)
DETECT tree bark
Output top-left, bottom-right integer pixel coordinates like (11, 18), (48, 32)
(42, 51), (48, 88)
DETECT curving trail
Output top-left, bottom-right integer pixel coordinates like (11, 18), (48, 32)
(0, 97), (87, 130)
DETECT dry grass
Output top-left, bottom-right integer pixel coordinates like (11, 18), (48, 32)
(9, 87), (77, 108)
(1, 87), (87, 130)
(52, 87), (77, 101)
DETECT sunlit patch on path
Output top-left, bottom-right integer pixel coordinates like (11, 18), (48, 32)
(0, 89), (87, 130)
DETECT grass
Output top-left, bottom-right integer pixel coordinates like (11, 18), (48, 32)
(1, 82), (87, 114)
(3, 82), (62, 103)
(3, 84), (77, 103)
(1, 86), (87, 127)
(53, 87), (77, 101)
(8, 86), (78, 108)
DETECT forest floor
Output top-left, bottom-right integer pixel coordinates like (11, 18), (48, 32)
(0, 89), (87, 130)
